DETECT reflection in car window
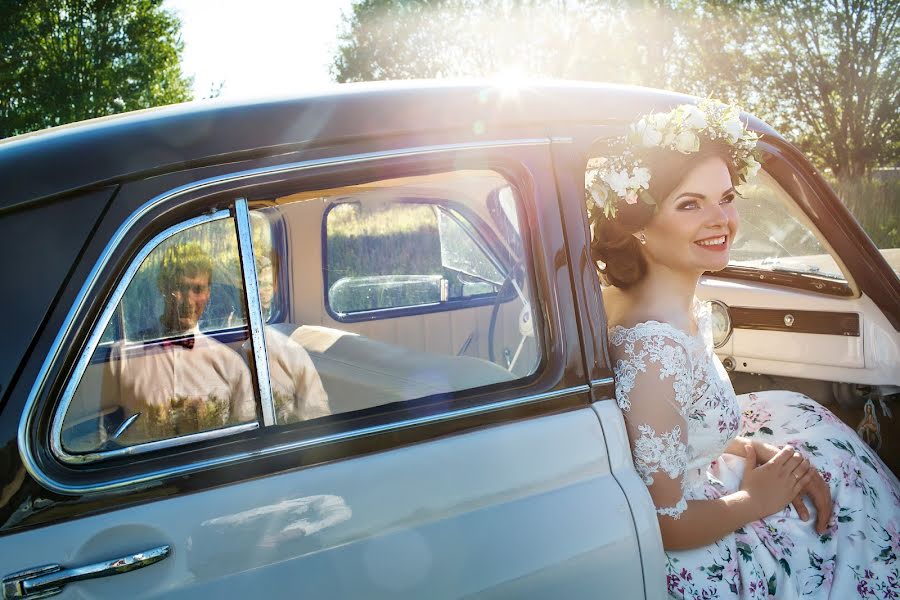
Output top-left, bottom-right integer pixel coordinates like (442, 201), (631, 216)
(249, 169), (541, 420)
(325, 203), (444, 313)
(730, 170), (846, 281)
(60, 218), (258, 454)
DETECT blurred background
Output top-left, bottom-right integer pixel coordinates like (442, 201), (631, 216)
(1, 0), (896, 248)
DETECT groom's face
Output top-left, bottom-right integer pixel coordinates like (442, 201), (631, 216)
(640, 156), (740, 275)
(160, 272), (211, 333)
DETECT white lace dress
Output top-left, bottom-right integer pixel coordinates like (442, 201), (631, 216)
(609, 300), (900, 599)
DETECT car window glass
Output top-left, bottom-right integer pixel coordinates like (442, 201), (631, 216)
(250, 210), (276, 321)
(249, 169), (541, 423)
(60, 218), (258, 455)
(730, 170), (846, 281)
(325, 202), (444, 313)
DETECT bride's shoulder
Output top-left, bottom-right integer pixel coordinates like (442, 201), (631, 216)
(603, 288), (699, 349)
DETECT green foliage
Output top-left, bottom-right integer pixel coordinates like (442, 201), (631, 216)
(331, 0), (898, 176)
(0, 0), (193, 138)
(829, 174), (900, 250)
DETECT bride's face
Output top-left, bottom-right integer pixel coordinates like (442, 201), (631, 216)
(637, 155), (739, 274)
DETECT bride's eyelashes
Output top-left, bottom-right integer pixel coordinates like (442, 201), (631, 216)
(675, 194), (736, 211)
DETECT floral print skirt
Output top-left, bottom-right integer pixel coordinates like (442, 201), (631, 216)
(665, 391), (900, 599)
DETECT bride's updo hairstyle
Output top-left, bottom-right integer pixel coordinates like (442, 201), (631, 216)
(589, 140), (738, 289)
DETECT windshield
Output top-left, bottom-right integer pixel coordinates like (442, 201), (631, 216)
(729, 171), (846, 281)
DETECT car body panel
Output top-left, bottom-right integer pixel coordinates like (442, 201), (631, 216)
(1, 407), (647, 599)
(0, 186), (114, 404)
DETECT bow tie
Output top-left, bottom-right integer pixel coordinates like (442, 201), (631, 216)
(156, 334), (195, 350)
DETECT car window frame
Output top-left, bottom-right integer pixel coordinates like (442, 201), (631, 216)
(22, 139), (564, 495)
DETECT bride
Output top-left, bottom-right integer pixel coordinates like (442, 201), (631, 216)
(587, 101), (900, 599)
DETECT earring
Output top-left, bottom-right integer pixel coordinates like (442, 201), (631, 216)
(638, 231), (647, 245)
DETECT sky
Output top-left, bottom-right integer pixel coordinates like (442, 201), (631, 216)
(164, 0), (355, 100)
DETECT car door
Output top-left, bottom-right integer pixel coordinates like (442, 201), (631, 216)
(1, 137), (648, 598)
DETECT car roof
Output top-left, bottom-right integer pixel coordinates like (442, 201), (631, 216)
(0, 80), (780, 211)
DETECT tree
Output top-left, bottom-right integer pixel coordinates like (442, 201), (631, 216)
(750, 0), (898, 180)
(331, 0), (621, 83)
(0, 0), (193, 139)
(331, 0), (899, 177)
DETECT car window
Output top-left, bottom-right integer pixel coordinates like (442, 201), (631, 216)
(58, 216), (258, 457)
(730, 169), (846, 281)
(249, 169), (541, 422)
(324, 202), (505, 315)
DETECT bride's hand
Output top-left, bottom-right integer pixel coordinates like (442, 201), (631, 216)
(740, 444), (814, 520)
(754, 442), (832, 534)
(748, 440), (779, 465)
(794, 468), (833, 535)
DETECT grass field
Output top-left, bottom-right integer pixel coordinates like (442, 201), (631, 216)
(831, 175), (900, 251)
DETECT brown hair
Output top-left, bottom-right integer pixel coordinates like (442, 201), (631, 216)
(589, 141), (737, 288)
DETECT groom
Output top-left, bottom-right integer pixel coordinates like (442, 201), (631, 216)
(100, 242), (256, 446)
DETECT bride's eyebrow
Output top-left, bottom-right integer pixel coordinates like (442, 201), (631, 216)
(673, 187), (737, 203)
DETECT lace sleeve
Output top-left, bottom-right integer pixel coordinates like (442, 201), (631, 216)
(610, 325), (693, 519)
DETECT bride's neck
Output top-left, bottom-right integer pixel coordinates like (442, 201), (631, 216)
(629, 263), (700, 321)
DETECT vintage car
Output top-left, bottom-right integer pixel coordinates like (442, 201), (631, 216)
(0, 81), (897, 599)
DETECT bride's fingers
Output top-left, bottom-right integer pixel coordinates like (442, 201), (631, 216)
(784, 451), (805, 473)
(808, 475), (833, 534)
(793, 468), (814, 494)
(791, 495), (810, 521)
(770, 445), (794, 466)
(791, 457), (812, 480)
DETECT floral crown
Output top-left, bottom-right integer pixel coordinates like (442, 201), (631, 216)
(585, 99), (762, 220)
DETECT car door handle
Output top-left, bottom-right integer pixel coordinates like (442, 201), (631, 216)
(2, 544), (170, 599)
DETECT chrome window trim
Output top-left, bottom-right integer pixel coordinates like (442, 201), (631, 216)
(234, 198), (276, 426)
(590, 377), (615, 388)
(47, 210), (264, 465)
(19, 138), (552, 492)
(57, 422), (261, 464)
(39, 385), (588, 495)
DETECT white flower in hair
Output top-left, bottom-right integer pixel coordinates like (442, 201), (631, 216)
(744, 155), (761, 178)
(722, 118), (744, 144)
(589, 179), (610, 210)
(635, 121), (662, 147)
(674, 130), (700, 154)
(604, 169), (630, 197)
(585, 99), (762, 220)
(682, 105), (708, 129)
(630, 166), (651, 190)
(650, 112), (670, 131)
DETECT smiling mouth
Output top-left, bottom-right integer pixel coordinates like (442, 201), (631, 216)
(694, 235), (728, 249)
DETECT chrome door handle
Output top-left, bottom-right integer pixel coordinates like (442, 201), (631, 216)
(2, 545), (170, 599)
